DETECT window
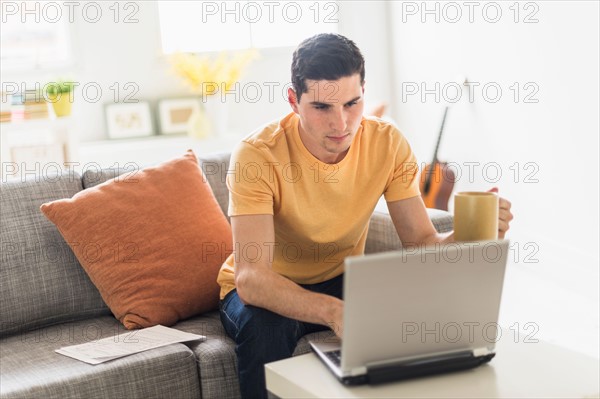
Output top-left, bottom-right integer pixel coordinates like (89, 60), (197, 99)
(0, 7), (72, 71)
(158, 1), (338, 53)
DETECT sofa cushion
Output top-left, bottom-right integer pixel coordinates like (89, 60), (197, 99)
(175, 310), (336, 399)
(198, 152), (231, 220)
(176, 312), (240, 399)
(0, 174), (110, 338)
(40, 150), (233, 329)
(0, 316), (200, 399)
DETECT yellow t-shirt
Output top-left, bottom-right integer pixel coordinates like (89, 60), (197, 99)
(216, 112), (420, 299)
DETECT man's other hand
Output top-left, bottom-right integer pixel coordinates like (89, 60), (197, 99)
(488, 187), (514, 239)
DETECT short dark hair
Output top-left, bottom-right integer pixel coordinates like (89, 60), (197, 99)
(291, 33), (365, 102)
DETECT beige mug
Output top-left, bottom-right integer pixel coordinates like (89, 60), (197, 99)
(454, 192), (499, 242)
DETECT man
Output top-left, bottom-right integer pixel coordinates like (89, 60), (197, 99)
(217, 33), (513, 399)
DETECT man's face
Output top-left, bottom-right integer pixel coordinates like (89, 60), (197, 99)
(289, 74), (365, 164)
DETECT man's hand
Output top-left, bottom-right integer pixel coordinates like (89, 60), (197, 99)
(488, 187), (513, 239)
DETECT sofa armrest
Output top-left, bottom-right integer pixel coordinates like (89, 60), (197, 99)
(364, 209), (453, 254)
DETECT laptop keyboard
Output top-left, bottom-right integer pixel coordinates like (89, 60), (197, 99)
(325, 350), (342, 367)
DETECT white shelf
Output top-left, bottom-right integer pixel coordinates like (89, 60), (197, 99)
(74, 133), (242, 172)
(1, 117), (75, 182)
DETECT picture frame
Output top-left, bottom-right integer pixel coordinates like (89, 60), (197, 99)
(105, 101), (154, 139)
(157, 98), (201, 135)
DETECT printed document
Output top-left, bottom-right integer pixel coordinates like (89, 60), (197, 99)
(55, 325), (205, 365)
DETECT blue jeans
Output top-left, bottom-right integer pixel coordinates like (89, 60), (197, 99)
(219, 274), (344, 399)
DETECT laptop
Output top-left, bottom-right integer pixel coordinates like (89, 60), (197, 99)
(310, 239), (509, 385)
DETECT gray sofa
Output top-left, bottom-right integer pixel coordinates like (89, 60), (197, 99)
(0, 152), (453, 399)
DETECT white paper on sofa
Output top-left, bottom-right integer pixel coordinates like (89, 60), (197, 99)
(55, 325), (206, 365)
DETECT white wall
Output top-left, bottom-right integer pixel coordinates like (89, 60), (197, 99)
(388, 0), (599, 257)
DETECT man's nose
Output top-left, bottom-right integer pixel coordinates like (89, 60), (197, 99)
(330, 108), (347, 132)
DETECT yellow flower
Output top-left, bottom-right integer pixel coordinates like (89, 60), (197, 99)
(169, 50), (258, 97)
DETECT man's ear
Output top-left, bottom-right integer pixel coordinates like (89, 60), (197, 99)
(288, 87), (300, 113)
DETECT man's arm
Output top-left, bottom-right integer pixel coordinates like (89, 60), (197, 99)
(232, 214), (344, 336)
(387, 189), (513, 246)
(387, 196), (453, 247)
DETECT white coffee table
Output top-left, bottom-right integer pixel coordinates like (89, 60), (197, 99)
(265, 333), (599, 398)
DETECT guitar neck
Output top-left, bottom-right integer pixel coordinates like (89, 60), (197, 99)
(431, 106), (448, 164)
(424, 107), (449, 191)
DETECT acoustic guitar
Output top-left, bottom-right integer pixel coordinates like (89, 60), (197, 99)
(420, 107), (456, 210)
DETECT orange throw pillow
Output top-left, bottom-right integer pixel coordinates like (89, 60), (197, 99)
(40, 150), (232, 329)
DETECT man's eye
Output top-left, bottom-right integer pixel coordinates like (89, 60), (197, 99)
(346, 101), (358, 107)
(314, 105), (327, 110)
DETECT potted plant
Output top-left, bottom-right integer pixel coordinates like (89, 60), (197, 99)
(46, 80), (76, 117)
